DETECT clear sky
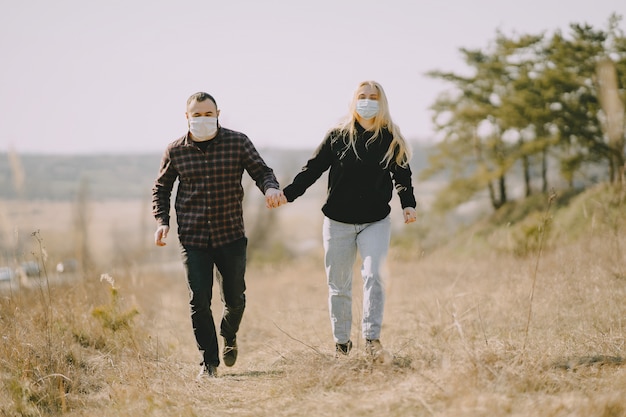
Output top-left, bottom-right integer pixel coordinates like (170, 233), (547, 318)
(0, 0), (623, 154)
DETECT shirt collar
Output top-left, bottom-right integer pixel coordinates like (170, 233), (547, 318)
(184, 127), (222, 146)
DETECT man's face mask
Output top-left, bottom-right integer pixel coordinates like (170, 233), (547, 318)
(189, 116), (218, 141)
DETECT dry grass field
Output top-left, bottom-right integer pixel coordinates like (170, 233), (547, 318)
(1, 184), (626, 416)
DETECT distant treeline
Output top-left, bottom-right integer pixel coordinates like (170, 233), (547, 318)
(0, 146), (432, 201)
(0, 153), (163, 200)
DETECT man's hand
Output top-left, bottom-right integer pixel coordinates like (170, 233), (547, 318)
(265, 188), (287, 209)
(403, 207), (417, 224)
(155, 225), (170, 246)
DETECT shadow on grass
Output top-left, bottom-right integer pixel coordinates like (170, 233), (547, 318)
(552, 355), (625, 371)
(220, 369), (286, 380)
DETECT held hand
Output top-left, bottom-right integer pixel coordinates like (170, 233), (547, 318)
(403, 207), (417, 224)
(155, 225), (170, 246)
(265, 188), (287, 209)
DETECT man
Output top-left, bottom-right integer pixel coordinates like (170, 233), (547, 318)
(152, 92), (284, 379)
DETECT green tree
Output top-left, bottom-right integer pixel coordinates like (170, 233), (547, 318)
(424, 14), (626, 213)
(426, 32), (540, 210)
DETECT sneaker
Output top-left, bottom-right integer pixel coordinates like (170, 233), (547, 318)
(365, 339), (383, 358)
(223, 338), (238, 367)
(197, 363), (217, 380)
(335, 340), (353, 356)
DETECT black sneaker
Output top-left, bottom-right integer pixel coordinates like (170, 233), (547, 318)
(223, 338), (238, 367)
(335, 340), (353, 356)
(197, 363), (217, 380)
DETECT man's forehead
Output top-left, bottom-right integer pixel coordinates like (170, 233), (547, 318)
(188, 99), (217, 113)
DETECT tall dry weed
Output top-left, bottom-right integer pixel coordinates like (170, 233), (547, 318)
(8, 146), (25, 198)
(523, 189), (557, 351)
(73, 178), (93, 277)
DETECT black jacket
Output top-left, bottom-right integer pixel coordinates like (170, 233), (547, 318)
(283, 123), (416, 224)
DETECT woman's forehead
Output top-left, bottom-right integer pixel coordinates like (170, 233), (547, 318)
(358, 85), (378, 95)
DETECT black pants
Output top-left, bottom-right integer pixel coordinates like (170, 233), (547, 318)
(181, 237), (247, 367)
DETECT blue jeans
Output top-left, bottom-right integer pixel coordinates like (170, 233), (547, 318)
(322, 216), (391, 344)
(181, 237), (247, 367)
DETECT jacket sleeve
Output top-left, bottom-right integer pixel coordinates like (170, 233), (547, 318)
(283, 134), (333, 202)
(391, 162), (417, 209)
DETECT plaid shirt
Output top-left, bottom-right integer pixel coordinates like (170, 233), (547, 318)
(152, 128), (280, 248)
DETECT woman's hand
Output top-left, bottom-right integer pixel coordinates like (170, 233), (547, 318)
(265, 188), (287, 208)
(403, 207), (417, 224)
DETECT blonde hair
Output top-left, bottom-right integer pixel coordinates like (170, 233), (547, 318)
(335, 80), (412, 168)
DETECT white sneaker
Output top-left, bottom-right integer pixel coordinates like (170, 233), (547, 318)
(196, 363), (217, 380)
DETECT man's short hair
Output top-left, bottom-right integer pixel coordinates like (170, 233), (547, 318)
(187, 92), (217, 110)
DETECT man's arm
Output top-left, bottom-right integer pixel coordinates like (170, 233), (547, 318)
(152, 149), (177, 245)
(240, 136), (280, 192)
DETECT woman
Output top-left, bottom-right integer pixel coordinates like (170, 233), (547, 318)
(282, 80), (417, 358)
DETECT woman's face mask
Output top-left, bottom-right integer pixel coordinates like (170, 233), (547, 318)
(355, 99), (379, 120)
